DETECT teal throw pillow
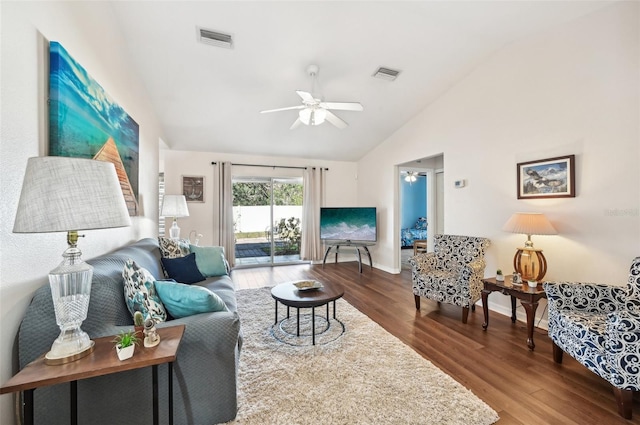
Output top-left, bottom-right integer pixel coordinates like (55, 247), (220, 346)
(155, 280), (228, 319)
(122, 259), (167, 323)
(160, 253), (205, 284)
(190, 245), (228, 277)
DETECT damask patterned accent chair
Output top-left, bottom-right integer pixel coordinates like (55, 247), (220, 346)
(409, 234), (490, 323)
(543, 257), (640, 419)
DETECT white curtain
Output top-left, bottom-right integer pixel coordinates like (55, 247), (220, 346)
(301, 167), (325, 261)
(214, 162), (235, 266)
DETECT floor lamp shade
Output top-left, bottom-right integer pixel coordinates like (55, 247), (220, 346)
(161, 195), (189, 239)
(13, 157), (131, 364)
(502, 212), (557, 283)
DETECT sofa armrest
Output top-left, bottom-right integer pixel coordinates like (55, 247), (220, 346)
(91, 309), (241, 352)
(543, 281), (626, 313)
(409, 252), (437, 273)
(159, 310), (241, 353)
(454, 259), (486, 291)
(464, 259), (486, 276)
(606, 309), (640, 388)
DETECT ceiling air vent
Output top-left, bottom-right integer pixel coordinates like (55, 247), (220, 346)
(373, 67), (401, 81)
(197, 27), (233, 49)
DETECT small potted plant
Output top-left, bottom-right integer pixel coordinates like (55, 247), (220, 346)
(496, 269), (504, 281)
(133, 311), (145, 341)
(113, 330), (140, 361)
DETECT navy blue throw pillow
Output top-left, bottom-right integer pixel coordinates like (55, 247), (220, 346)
(160, 252), (205, 284)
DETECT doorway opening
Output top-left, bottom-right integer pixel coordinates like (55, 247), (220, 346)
(233, 176), (304, 266)
(398, 154), (444, 270)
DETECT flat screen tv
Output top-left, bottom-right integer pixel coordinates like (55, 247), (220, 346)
(320, 207), (377, 243)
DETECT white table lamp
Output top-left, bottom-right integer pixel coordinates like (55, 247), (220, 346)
(13, 157), (131, 364)
(161, 195), (189, 239)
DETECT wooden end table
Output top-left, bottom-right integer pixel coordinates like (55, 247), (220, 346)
(0, 325), (185, 425)
(481, 276), (546, 351)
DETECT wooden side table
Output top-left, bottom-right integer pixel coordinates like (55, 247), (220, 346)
(481, 277), (546, 351)
(413, 240), (427, 255)
(0, 325), (185, 425)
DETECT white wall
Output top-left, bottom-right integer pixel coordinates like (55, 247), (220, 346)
(0, 3), (163, 423)
(161, 149), (358, 246)
(358, 2), (639, 321)
(234, 206), (302, 233)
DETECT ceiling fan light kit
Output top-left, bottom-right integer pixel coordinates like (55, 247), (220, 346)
(260, 64), (363, 129)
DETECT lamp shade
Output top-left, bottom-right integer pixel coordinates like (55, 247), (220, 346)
(13, 157), (131, 233)
(161, 195), (190, 218)
(502, 213), (557, 236)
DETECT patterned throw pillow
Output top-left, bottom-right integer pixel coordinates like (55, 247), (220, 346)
(158, 237), (190, 259)
(122, 259), (167, 323)
(415, 217), (427, 230)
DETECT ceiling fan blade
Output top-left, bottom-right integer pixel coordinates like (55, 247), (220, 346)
(325, 110), (348, 129)
(290, 118), (303, 130)
(260, 105), (304, 114)
(296, 90), (316, 104)
(319, 102), (363, 111)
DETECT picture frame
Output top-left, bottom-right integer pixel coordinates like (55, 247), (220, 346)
(49, 41), (140, 216)
(182, 176), (205, 203)
(517, 155), (575, 199)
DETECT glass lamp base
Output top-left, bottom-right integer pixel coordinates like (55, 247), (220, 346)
(47, 241), (94, 365)
(45, 339), (95, 365)
(169, 220), (181, 239)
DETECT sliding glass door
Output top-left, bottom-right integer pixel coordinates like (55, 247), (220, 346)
(233, 176), (303, 266)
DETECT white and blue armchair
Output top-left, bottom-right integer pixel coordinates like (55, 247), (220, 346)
(409, 234), (490, 323)
(543, 257), (640, 419)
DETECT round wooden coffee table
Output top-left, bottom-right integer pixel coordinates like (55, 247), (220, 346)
(271, 281), (344, 345)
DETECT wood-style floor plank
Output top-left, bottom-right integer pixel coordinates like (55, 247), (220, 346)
(231, 262), (640, 424)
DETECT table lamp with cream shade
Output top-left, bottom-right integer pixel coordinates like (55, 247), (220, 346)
(502, 212), (557, 283)
(161, 194), (189, 239)
(13, 156), (131, 364)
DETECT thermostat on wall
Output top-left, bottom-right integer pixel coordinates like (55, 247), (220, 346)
(454, 179), (466, 188)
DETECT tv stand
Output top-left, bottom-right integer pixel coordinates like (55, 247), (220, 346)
(322, 241), (374, 273)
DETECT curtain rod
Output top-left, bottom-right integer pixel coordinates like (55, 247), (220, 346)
(211, 162), (328, 171)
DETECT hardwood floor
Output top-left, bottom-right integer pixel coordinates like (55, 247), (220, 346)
(230, 261), (640, 425)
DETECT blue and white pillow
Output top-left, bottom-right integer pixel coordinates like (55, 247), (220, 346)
(415, 217), (427, 230)
(122, 259), (167, 323)
(158, 237), (190, 259)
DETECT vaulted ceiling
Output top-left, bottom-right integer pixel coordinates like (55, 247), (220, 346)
(111, 1), (610, 161)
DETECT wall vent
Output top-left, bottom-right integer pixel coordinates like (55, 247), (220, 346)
(373, 67), (401, 81)
(197, 27), (233, 49)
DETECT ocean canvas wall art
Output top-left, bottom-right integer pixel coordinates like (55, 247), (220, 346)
(49, 41), (139, 215)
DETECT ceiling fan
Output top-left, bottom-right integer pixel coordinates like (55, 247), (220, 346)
(401, 171), (424, 185)
(260, 64), (363, 129)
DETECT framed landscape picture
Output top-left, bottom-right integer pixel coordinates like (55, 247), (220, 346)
(183, 176), (205, 202)
(517, 155), (575, 199)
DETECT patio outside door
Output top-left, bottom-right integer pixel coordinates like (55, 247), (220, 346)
(233, 176), (303, 266)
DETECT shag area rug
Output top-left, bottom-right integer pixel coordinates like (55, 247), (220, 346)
(227, 287), (500, 425)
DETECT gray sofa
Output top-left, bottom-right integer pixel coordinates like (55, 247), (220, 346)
(17, 238), (242, 425)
